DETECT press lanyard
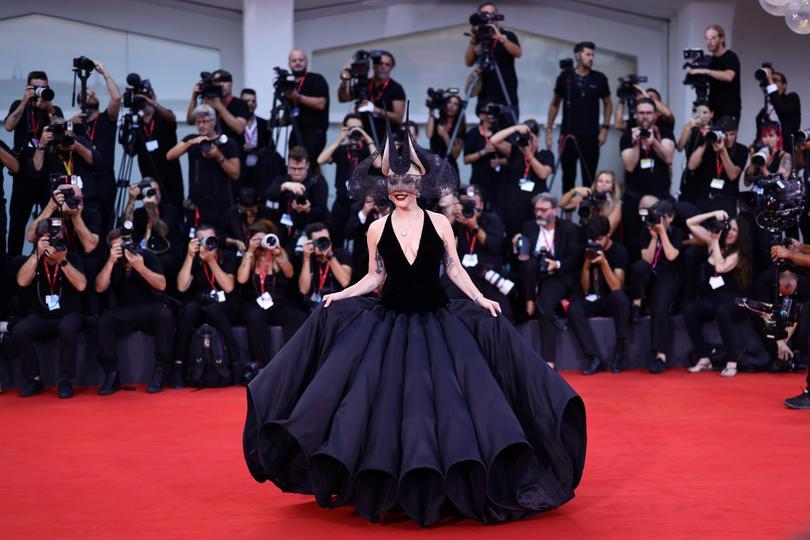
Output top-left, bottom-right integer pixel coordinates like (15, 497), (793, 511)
(465, 229), (478, 253)
(523, 156), (532, 179)
(60, 152), (74, 175)
(317, 261), (331, 293)
(202, 263), (217, 291)
(368, 78), (390, 103)
(43, 259), (60, 294)
(715, 156), (724, 179)
(143, 118), (156, 139)
(540, 227), (554, 252)
(87, 118), (98, 144)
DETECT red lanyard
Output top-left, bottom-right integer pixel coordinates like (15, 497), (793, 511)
(296, 73), (307, 93)
(523, 156), (532, 179)
(42, 260), (60, 294)
(60, 152), (74, 175)
(258, 267), (268, 294)
(31, 109), (39, 137)
(194, 207), (200, 227)
(87, 118), (98, 144)
(715, 156), (724, 178)
(202, 263), (217, 291)
(368, 78), (390, 103)
(143, 118), (156, 139)
(223, 95), (233, 108)
(346, 146), (360, 169)
(652, 241), (663, 268)
(317, 261), (330, 293)
(479, 125), (491, 146)
(540, 227), (554, 252)
(465, 229), (478, 254)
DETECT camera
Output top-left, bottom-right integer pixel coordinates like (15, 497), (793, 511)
(120, 220), (140, 254)
(483, 269), (515, 296)
(739, 174), (805, 233)
(703, 217), (731, 234)
(643, 206), (665, 226)
(705, 130), (726, 144)
(200, 134), (229, 154)
(537, 246), (550, 274)
(136, 180), (156, 200)
(638, 127), (652, 140)
(48, 218), (66, 252)
(122, 73), (153, 110)
(559, 58), (575, 72)
(578, 191), (609, 220)
(201, 236), (219, 251)
(460, 199), (477, 219)
(33, 86), (54, 102)
(754, 62), (774, 86)
(425, 87), (460, 112)
(199, 71), (223, 99)
(294, 194), (309, 206)
(585, 240), (602, 261)
(58, 186), (82, 210)
(348, 128), (364, 141)
(616, 74), (648, 101)
(72, 56), (95, 72)
(682, 48), (711, 106)
(735, 296), (800, 340)
(313, 236), (331, 252)
(273, 67), (297, 95)
(795, 129), (810, 144)
(348, 49), (383, 102)
(260, 233), (280, 250)
(751, 146), (771, 168)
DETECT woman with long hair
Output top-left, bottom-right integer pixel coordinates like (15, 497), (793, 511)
(559, 169), (623, 234)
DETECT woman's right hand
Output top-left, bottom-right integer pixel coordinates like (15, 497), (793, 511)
(714, 210), (729, 221)
(323, 291), (345, 307)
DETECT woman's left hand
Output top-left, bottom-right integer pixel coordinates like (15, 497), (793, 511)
(477, 296), (502, 317)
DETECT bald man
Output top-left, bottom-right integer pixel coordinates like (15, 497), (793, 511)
(282, 49), (330, 167)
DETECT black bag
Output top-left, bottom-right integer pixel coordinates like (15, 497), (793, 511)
(187, 324), (231, 387)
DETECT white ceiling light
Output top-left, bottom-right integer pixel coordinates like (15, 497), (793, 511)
(760, 0), (810, 34)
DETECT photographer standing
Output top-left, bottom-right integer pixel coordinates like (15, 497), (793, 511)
(187, 69), (249, 150)
(688, 25), (740, 121)
(676, 104), (713, 203)
(427, 93), (466, 174)
(546, 41), (611, 193)
(167, 104), (240, 227)
(283, 49), (330, 166)
(464, 2), (522, 120)
(13, 219), (87, 398)
(686, 117), (747, 215)
(5, 71), (64, 255)
(614, 85), (674, 132)
(95, 227), (175, 395)
(756, 67), (801, 150)
(298, 223), (351, 311)
(239, 88), (271, 190)
(338, 50), (405, 142)
(463, 100), (510, 206)
(317, 113), (376, 248)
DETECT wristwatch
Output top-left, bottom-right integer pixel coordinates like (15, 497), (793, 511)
(471, 227), (480, 234)
(216, 157), (225, 164)
(59, 259), (68, 267)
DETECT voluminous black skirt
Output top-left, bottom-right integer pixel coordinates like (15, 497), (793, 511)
(243, 297), (586, 526)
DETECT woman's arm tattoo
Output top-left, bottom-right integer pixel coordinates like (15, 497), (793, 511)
(375, 248), (384, 274)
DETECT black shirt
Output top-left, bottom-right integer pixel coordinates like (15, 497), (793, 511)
(478, 29), (520, 107)
(134, 114), (183, 202)
(620, 127), (675, 198)
(34, 137), (100, 200)
(108, 250), (164, 307)
(187, 251), (238, 298)
(331, 142), (371, 203)
(85, 109), (117, 175)
(554, 70), (610, 136)
(265, 174), (330, 243)
(708, 50), (741, 120)
(453, 211), (505, 269)
(589, 241), (628, 295)
(304, 249), (351, 298)
(295, 72), (330, 133)
(28, 251), (85, 318)
(694, 141), (748, 199)
(220, 96), (250, 150)
(183, 133), (240, 225)
(639, 226), (684, 274)
(132, 203), (181, 254)
(363, 78), (406, 142)
(464, 125), (502, 203)
(220, 204), (275, 245)
(500, 146), (554, 238)
(7, 100), (64, 155)
(64, 206), (103, 257)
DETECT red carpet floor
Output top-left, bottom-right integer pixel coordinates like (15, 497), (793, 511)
(2, 370), (809, 540)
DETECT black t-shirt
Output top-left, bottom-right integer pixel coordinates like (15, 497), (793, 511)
(85, 109), (117, 175)
(639, 225), (684, 274)
(7, 100), (65, 155)
(708, 50), (741, 120)
(220, 96), (250, 150)
(35, 137), (100, 200)
(187, 251), (238, 298)
(296, 72), (330, 133)
(501, 146), (554, 237)
(554, 70), (610, 136)
(478, 29), (520, 107)
(331, 143), (371, 203)
(183, 133), (240, 223)
(64, 206), (103, 257)
(134, 115), (183, 192)
(220, 204), (275, 244)
(28, 251), (85, 317)
(620, 127), (675, 198)
(304, 249), (351, 297)
(429, 117), (464, 160)
(464, 125), (502, 202)
(453, 211), (505, 269)
(363, 78), (406, 141)
(265, 174), (330, 242)
(695, 141), (748, 199)
(589, 241), (628, 294)
(132, 203), (181, 253)
(108, 250), (164, 307)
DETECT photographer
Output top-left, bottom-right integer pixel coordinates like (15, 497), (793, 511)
(240, 88), (271, 189)
(614, 85), (674, 132)
(546, 41), (612, 193)
(175, 225), (240, 379)
(187, 69), (249, 149)
(5, 71), (64, 255)
(298, 223), (352, 311)
(338, 50), (405, 141)
(427, 93), (466, 174)
(687, 25), (740, 121)
(463, 100), (511, 205)
(448, 185), (511, 319)
(490, 119), (554, 238)
(221, 187), (275, 254)
(683, 210), (752, 377)
(464, 2), (522, 119)
(265, 146), (329, 250)
(629, 200), (684, 370)
(345, 197), (394, 283)
(687, 116), (747, 215)
(620, 98), (675, 260)
(559, 170), (622, 235)
(317, 113), (376, 248)
(0, 141), (20, 256)
(513, 193), (584, 369)
(755, 67), (801, 150)
(26, 185), (101, 259)
(676, 104), (713, 203)
(282, 49), (330, 165)
(167, 104), (240, 227)
(13, 219), (86, 398)
(94, 227), (174, 395)
(567, 215), (630, 374)
(744, 121), (792, 184)
(237, 220), (305, 358)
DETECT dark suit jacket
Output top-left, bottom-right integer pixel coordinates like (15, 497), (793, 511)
(520, 217), (584, 282)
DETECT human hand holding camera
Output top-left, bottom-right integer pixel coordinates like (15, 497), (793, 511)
(247, 233), (263, 255)
(199, 241), (216, 263)
(36, 236), (51, 259)
(292, 198), (311, 214)
(22, 85), (36, 105)
(108, 243), (124, 264)
(302, 240), (315, 258)
(771, 245), (792, 263)
(201, 143), (223, 160)
(39, 128), (55, 148)
(281, 181), (306, 196)
(124, 248), (145, 271)
(361, 199), (377, 218)
(186, 238), (200, 259)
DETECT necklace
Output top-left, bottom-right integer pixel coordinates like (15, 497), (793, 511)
(395, 209), (421, 236)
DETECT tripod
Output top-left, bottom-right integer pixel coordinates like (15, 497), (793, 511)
(268, 91), (304, 160)
(547, 71), (594, 193)
(112, 113), (164, 227)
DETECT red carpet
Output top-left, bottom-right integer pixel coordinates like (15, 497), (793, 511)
(2, 370), (809, 540)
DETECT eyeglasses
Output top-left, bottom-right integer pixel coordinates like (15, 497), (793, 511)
(288, 166), (308, 171)
(704, 35), (719, 41)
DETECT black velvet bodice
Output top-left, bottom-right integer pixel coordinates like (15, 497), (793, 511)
(378, 211), (449, 314)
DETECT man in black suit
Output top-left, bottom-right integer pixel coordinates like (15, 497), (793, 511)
(514, 192), (584, 368)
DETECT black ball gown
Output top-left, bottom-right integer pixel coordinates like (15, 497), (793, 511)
(243, 211), (587, 526)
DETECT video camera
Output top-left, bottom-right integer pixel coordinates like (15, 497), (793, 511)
(72, 56), (95, 73)
(48, 218), (66, 252)
(122, 73), (153, 110)
(682, 48), (711, 106)
(739, 174), (805, 233)
(579, 191), (609, 220)
(616, 74), (648, 101)
(469, 10), (504, 41)
(199, 71), (223, 99)
(425, 87), (460, 113)
(735, 296), (800, 340)
(348, 49), (384, 103)
(272, 67), (298, 96)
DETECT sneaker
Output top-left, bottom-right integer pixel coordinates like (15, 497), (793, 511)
(630, 304), (641, 324)
(98, 370), (121, 396)
(784, 390), (810, 410)
(146, 366), (165, 394)
(169, 363), (185, 389)
(57, 379), (74, 399)
(648, 355), (666, 374)
(20, 378), (44, 398)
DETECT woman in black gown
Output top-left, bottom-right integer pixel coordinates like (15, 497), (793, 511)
(243, 117), (587, 527)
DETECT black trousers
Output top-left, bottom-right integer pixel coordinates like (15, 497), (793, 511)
(330, 198), (352, 249)
(560, 133), (600, 194)
(13, 312), (84, 380)
(94, 172), (116, 235)
(682, 293), (745, 360)
(97, 303), (176, 372)
(521, 265), (572, 364)
(620, 191), (644, 263)
(681, 245), (708, 302)
(242, 297), (307, 366)
(8, 173), (48, 256)
(567, 290), (630, 361)
(174, 300), (239, 364)
(630, 260), (681, 353)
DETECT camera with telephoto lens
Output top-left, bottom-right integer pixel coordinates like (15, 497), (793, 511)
(516, 133), (531, 148)
(199, 134), (229, 154)
(313, 236), (331, 252)
(348, 127), (364, 141)
(616, 74), (648, 101)
(483, 268), (515, 296)
(643, 206), (665, 226)
(754, 62), (774, 87)
(585, 240), (602, 261)
(703, 217), (731, 234)
(136, 180), (155, 200)
(48, 218), (66, 252)
(578, 191), (609, 220)
(706, 130), (726, 144)
(795, 129), (810, 144)
(460, 199), (477, 219)
(120, 220), (140, 254)
(33, 86), (54, 102)
(122, 73), (153, 110)
(751, 145), (771, 168)
(559, 58), (575, 72)
(638, 127), (652, 140)
(682, 48), (711, 106)
(537, 246), (550, 274)
(46, 121), (84, 147)
(201, 236), (219, 251)
(273, 67), (297, 96)
(260, 233), (280, 250)
(735, 295), (800, 340)
(199, 71), (223, 99)
(73, 56), (95, 72)
(425, 87), (460, 113)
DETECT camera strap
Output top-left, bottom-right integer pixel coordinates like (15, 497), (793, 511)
(346, 146), (360, 170)
(60, 152), (74, 176)
(143, 118), (156, 140)
(368, 78), (390, 104)
(30, 108), (39, 138)
(42, 259), (61, 294)
(464, 229), (478, 253)
(86, 118), (98, 144)
(202, 262), (218, 292)
(317, 261), (331, 294)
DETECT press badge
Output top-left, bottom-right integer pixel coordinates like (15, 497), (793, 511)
(710, 178), (725, 190)
(45, 294), (61, 311)
(292, 107), (300, 118)
(280, 213), (294, 227)
(146, 140), (159, 152)
(640, 158), (654, 170)
(585, 294), (599, 303)
(211, 289), (226, 303)
(245, 154), (258, 167)
(256, 292), (274, 310)
(519, 178), (535, 192)
(709, 275), (725, 290)
(310, 292), (323, 304)
(462, 253), (479, 267)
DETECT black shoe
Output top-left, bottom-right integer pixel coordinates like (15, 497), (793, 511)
(57, 379), (74, 399)
(581, 356), (602, 375)
(146, 366), (165, 394)
(169, 363), (185, 389)
(98, 371), (121, 396)
(611, 353), (625, 373)
(630, 304), (641, 324)
(20, 378), (44, 398)
(648, 355), (666, 374)
(784, 390), (810, 410)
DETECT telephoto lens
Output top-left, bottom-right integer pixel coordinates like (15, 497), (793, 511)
(201, 236), (219, 251)
(34, 86), (55, 101)
(260, 233), (280, 250)
(313, 237), (331, 251)
(705, 130), (726, 144)
(752, 146), (771, 167)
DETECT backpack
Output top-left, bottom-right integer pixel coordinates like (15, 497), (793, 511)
(187, 324), (231, 387)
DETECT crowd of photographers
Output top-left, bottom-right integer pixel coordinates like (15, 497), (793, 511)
(0, 2), (809, 409)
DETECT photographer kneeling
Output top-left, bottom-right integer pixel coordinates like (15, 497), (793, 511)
(95, 227), (175, 394)
(683, 210), (752, 377)
(14, 219), (87, 398)
(298, 223), (352, 312)
(238, 220), (305, 371)
(686, 116), (747, 215)
(559, 169), (622, 234)
(567, 215), (630, 374)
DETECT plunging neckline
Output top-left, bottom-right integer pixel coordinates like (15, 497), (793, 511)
(388, 210), (427, 266)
